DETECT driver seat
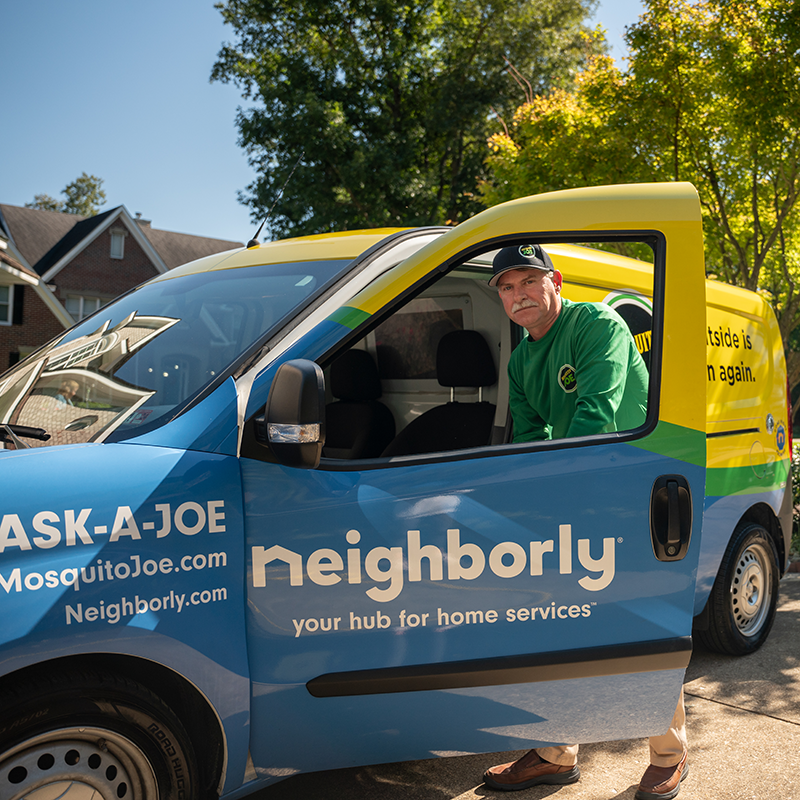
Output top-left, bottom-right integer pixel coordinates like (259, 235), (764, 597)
(381, 330), (497, 457)
(323, 349), (395, 459)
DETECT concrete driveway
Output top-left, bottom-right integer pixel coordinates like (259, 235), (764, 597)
(254, 576), (800, 800)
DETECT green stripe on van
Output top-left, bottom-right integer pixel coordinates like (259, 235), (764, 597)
(329, 306), (371, 330)
(632, 420), (705, 467)
(706, 458), (790, 497)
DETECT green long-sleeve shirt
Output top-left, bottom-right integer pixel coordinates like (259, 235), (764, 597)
(509, 298), (648, 442)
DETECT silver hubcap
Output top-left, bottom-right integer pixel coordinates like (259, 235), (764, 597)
(730, 541), (773, 637)
(1, 727), (158, 800)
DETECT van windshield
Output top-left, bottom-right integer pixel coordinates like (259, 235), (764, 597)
(0, 260), (350, 448)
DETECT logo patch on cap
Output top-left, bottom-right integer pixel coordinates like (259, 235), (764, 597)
(519, 245), (535, 258)
(558, 364), (577, 393)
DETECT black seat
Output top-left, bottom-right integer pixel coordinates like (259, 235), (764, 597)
(323, 350), (395, 459)
(381, 330), (497, 457)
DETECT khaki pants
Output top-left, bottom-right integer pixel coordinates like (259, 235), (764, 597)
(537, 690), (687, 769)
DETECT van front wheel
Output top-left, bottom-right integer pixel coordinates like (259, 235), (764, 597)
(698, 523), (779, 655)
(0, 669), (199, 800)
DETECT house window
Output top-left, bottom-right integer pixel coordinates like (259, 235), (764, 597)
(0, 285), (11, 325)
(110, 230), (125, 259)
(65, 294), (103, 322)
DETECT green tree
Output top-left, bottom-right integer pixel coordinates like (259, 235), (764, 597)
(212, 0), (602, 238)
(26, 173), (107, 216)
(62, 173), (107, 216)
(484, 0), (800, 404)
(26, 193), (65, 213)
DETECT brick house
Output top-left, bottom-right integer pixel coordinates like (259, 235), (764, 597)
(0, 204), (242, 371)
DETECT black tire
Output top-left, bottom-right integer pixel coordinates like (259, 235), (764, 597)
(697, 522), (780, 655)
(0, 669), (199, 800)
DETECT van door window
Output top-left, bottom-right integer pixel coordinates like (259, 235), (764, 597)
(317, 239), (656, 462)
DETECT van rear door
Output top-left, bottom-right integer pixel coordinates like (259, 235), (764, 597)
(240, 183), (707, 778)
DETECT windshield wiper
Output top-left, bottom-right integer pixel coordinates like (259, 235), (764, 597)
(0, 424), (51, 450)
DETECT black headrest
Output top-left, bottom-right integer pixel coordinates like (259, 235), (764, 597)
(436, 330), (497, 389)
(329, 349), (382, 401)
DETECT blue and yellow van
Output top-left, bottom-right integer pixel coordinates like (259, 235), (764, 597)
(0, 183), (790, 799)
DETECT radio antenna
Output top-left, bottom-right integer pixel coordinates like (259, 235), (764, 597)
(247, 150), (305, 248)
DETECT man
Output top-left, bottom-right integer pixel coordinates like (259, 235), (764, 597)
(482, 244), (688, 800)
(493, 243), (648, 442)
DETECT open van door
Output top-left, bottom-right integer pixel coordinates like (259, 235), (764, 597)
(240, 183), (707, 777)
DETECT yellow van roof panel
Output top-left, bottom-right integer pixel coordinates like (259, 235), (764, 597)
(152, 228), (404, 282)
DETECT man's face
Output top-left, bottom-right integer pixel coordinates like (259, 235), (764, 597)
(496, 267), (563, 339)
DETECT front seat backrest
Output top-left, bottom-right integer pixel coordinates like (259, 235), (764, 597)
(381, 330), (497, 457)
(323, 349), (395, 459)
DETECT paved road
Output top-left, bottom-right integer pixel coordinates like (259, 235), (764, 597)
(252, 576), (800, 800)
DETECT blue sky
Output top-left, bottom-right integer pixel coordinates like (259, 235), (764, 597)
(3, 0), (644, 245)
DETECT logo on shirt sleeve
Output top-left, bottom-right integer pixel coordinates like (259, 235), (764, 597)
(558, 364), (577, 393)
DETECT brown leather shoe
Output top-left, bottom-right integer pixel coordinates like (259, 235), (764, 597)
(483, 749), (580, 791)
(635, 751), (689, 799)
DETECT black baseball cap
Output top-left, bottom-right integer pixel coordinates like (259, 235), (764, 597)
(489, 244), (554, 287)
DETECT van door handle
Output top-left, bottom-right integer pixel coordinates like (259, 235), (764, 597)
(666, 480), (681, 548)
(650, 475), (692, 562)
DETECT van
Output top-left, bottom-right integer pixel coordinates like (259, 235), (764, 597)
(0, 183), (790, 799)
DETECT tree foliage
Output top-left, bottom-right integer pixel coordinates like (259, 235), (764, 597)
(212, 0), (601, 238)
(484, 0), (800, 398)
(62, 173), (107, 216)
(26, 173), (107, 217)
(26, 193), (64, 213)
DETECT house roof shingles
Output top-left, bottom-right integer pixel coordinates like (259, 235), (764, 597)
(32, 208), (118, 277)
(142, 225), (241, 270)
(0, 203), (242, 274)
(0, 204), (88, 272)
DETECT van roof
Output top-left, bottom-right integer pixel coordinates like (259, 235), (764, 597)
(151, 228), (405, 282)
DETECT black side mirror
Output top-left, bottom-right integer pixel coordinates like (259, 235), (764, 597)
(261, 359), (325, 468)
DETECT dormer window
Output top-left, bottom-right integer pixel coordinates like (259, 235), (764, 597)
(110, 229), (127, 259)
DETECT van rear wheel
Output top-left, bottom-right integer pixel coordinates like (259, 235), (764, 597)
(697, 523), (779, 655)
(0, 669), (198, 800)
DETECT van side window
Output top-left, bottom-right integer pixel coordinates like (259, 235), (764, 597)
(374, 298), (465, 380)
